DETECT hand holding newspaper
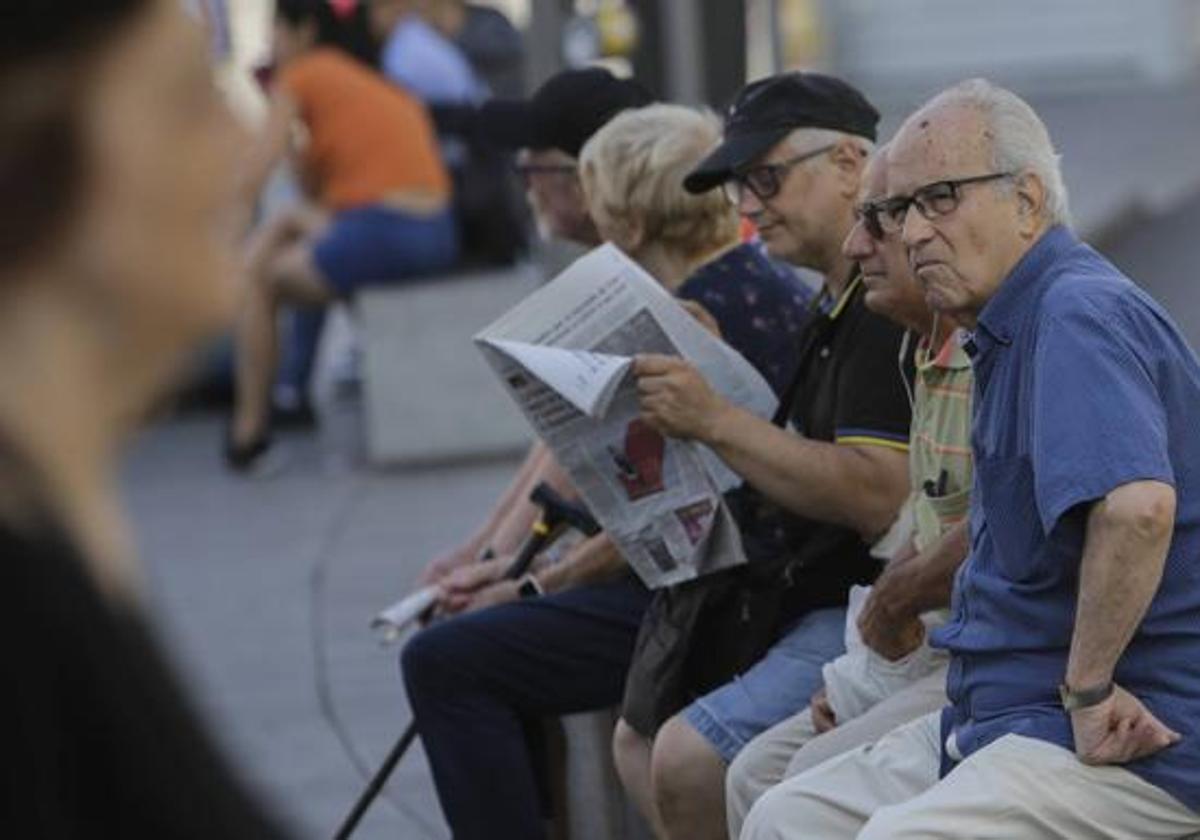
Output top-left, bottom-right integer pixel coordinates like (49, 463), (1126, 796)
(475, 244), (778, 588)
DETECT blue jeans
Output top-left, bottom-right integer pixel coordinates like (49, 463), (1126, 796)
(277, 204), (458, 397)
(683, 606), (846, 762)
(401, 573), (651, 840)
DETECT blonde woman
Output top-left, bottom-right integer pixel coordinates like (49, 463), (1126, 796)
(402, 102), (814, 840)
(580, 103), (812, 398)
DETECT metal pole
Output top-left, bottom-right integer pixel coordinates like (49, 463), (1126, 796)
(659, 0), (704, 104)
(332, 723), (419, 840)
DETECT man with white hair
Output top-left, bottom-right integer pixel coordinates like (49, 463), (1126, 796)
(741, 77), (1200, 839)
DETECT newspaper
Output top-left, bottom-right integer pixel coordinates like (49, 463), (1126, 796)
(475, 244), (778, 588)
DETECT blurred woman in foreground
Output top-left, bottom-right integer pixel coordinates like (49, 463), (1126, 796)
(0, 1), (285, 834)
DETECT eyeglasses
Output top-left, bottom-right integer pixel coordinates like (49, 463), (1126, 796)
(513, 162), (577, 185)
(722, 144), (835, 206)
(878, 172), (1013, 233)
(854, 199), (889, 241)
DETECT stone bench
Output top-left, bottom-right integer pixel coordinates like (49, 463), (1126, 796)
(356, 264), (540, 466)
(559, 708), (655, 840)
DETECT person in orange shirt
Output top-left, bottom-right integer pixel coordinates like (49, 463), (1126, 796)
(227, 0), (457, 472)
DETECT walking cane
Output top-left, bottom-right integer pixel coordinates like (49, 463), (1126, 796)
(333, 483), (600, 839)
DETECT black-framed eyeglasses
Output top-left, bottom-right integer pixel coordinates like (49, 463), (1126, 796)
(879, 172), (1013, 232)
(722, 144), (835, 206)
(854, 199), (889, 241)
(513, 162), (578, 184)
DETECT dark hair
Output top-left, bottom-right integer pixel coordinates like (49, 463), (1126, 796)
(275, 0), (376, 64)
(0, 0), (152, 271)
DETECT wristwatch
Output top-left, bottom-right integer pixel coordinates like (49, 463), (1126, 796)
(1058, 681), (1114, 712)
(517, 574), (544, 599)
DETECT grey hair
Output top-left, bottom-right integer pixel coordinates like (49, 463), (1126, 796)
(924, 78), (1070, 225)
(788, 126), (876, 158)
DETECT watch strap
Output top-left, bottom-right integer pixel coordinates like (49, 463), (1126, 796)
(517, 574), (544, 599)
(1059, 681), (1114, 712)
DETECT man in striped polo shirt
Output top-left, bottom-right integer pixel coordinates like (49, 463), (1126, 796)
(731, 148), (976, 838)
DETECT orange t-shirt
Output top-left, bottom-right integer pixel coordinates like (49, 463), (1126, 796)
(280, 48), (450, 211)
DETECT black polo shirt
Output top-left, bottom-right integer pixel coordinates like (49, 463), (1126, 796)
(736, 273), (913, 610)
(789, 274), (912, 451)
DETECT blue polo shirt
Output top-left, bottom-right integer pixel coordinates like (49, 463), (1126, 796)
(931, 225), (1200, 812)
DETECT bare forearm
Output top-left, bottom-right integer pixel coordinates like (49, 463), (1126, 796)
(472, 443), (553, 555)
(535, 533), (625, 593)
(706, 405), (908, 540)
(906, 519), (970, 614)
(1067, 482), (1175, 688)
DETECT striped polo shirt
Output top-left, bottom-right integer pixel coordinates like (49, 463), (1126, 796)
(909, 329), (974, 552)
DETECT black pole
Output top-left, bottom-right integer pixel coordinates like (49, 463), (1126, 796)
(333, 722), (419, 840)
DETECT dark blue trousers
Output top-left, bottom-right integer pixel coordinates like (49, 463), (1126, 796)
(401, 572), (651, 840)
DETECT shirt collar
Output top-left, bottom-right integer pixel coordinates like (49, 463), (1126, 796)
(916, 328), (973, 372)
(975, 225), (1076, 352)
(815, 271), (863, 320)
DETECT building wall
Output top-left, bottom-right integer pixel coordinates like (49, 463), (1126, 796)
(825, 0), (1200, 95)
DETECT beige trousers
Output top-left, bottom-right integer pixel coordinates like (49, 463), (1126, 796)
(740, 711), (1200, 840)
(726, 667), (947, 838)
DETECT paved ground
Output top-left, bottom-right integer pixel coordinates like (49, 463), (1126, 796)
(123, 405), (517, 840)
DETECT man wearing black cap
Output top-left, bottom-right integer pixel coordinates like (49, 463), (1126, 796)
(613, 73), (915, 840)
(428, 66), (655, 247)
(400, 67), (666, 840)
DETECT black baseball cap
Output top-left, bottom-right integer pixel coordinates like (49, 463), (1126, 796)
(684, 72), (880, 194)
(480, 67), (654, 158)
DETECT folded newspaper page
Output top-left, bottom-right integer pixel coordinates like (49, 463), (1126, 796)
(476, 244), (778, 588)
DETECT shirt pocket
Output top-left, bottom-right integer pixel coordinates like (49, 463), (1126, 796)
(975, 454), (1044, 583)
(914, 487), (972, 549)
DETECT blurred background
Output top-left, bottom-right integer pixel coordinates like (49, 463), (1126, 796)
(143, 3), (1200, 839)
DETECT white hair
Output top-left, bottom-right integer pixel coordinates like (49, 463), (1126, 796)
(924, 78), (1070, 225)
(788, 126), (876, 158)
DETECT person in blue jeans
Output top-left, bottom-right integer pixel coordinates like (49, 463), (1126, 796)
(226, 0), (457, 472)
(401, 99), (817, 840)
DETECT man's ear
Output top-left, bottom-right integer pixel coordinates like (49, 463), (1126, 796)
(1014, 171), (1047, 235)
(830, 140), (868, 199)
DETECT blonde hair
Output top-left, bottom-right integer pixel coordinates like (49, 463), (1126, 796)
(579, 104), (738, 260)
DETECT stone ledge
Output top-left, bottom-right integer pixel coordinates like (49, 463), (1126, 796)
(358, 265), (540, 467)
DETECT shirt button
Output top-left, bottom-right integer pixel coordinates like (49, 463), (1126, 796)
(819, 346), (831, 358)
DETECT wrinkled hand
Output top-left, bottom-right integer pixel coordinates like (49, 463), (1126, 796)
(1071, 684), (1181, 765)
(437, 559), (507, 615)
(418, 543), (479, 587)
(678, 300), (722, 338)
(811, 686), (837, 733)
(858, 561), (926, 660)
(633, 354), (728, 442)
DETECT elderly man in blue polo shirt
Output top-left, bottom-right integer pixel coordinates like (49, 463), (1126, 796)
(741, 77), (1200, 839)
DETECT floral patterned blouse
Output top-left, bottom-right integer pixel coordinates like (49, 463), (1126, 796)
(678, 241), (815, 397)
